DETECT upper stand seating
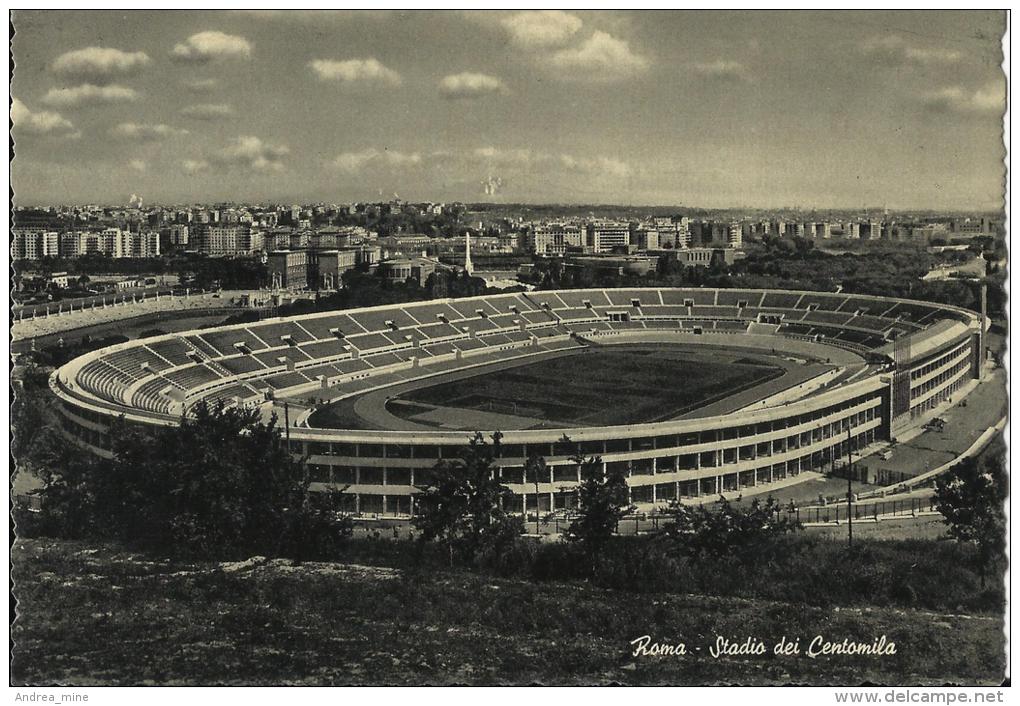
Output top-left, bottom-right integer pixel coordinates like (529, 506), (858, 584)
(71, 288), (967, 419)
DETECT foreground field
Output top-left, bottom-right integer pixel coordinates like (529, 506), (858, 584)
(12, 538), (1005, 685)
(392, 345), (784, 427)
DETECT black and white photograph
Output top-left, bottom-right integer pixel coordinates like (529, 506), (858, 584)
(7, 8), (1010, 690)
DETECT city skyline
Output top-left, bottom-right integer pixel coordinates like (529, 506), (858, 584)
(11, 10), (1007, 210)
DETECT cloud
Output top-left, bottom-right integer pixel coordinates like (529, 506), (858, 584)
(921, 83), (1003, 114)
(472, 146), (543, 166)
(501, 10), (582, 47)
(470, 146), (632, 178)
(182, 77), (220, 93)
(111, 122), (189, 141)
(548, 30), (649, 81)
(51, 46), (151, 84)
(862, 35), (963, 66)
(180, 103), (235, 120)
(560, 154), (633, 178)
(438, 72), (507, 99)
(11, 98), (79, 137)
(689, 60), (751, 83)
(128, 159), (147, 172)
(236, 10), (392, 22)
(332, 148), (422, 172)
(182, 159), (210, 174)
(40, 83), (139, 107)
(211, 136), (289, 172)
(308, 58), (402, 86)
(171, 31), (252, 63)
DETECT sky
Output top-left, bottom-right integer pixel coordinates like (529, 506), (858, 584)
(10, 10), (1007, 209)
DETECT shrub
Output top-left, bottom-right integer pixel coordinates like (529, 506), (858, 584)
(413, 432), (524, 566)
(659, 496), (802, 561)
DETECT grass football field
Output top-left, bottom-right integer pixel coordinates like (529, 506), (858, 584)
(393, 345), (783, 427)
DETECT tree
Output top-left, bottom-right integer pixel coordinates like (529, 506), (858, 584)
(413, 431), (524, 566)
(660, 496), (801, 562)
(11, 363), (57, 465)
(934, 441), (1007, 586)
(564, 448), (631, 575)
(27, 430), (108, 540)
(32, 401), (352, 559)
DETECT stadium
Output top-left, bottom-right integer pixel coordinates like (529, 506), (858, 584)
(50, 287), (988, 517)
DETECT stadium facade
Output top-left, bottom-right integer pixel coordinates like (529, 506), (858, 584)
(51, 288), (987, 516)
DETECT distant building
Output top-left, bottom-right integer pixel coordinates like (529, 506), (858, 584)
(59, 231), (84, 258)
(12, 230), (58, 260)
(120, 231), (160, 258)
(316, 249), (358, 289)
(676, 247), (736, 268)
(632, 226), (659, 251)
(195, 224), (246, 256)
(268, 250), (308, 289)
(652, 218), (684, 249)
(99, 228), (122, 257)
(237, 228), (263, 254)
(694, 221), (730, 248)
(727, 222), (742, 248)
(586, 221), (630, 253)
(47, 271), (70, 289)
(567, 255), (656, 277)
(951, 217), (994, 235)
(355, 243), (381, 267)
(159, 224), (189, 252)
(910, 223), (948, 245)
(378, 256), (438, 286)
(530, 223), (585, 255)
(496, 233), (519, 253)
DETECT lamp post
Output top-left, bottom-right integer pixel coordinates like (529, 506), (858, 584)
(525, 454), (546, 536)
(284, 401), (291, 445)
(846, 427), (853, 548)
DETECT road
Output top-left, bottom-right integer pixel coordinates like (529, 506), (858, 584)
(868, 367), (1006, 480)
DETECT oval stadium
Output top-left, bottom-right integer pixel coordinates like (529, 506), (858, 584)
(50, 287), (989, 517)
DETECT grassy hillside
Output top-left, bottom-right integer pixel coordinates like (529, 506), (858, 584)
(12, 538), (1005, 686)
